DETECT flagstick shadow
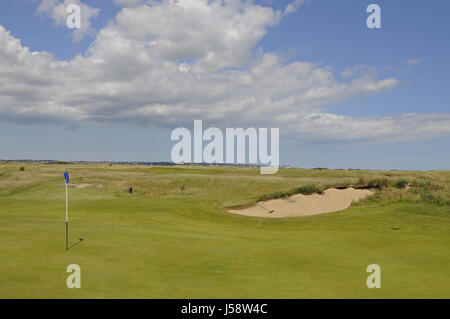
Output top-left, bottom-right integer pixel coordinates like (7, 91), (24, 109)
(68, 238), (84, 250)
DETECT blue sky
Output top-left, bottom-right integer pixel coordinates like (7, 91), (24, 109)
(0, 0), (449, 169)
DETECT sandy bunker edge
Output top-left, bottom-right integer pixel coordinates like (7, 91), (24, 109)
(227, 187), (374, 218)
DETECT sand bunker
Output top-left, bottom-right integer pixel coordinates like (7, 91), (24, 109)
(228, 187), (373, 218)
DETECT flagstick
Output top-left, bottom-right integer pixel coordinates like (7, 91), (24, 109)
(66, 182), (68, 251)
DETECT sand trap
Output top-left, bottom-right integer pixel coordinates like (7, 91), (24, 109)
(228, 187), (373, 218)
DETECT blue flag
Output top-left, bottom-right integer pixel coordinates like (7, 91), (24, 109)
(63, 171), (69, 184)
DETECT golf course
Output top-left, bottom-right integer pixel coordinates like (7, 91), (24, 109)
(0, 162), (449, 298)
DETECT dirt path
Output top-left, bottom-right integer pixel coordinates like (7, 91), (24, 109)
(228, 187), (373, 218)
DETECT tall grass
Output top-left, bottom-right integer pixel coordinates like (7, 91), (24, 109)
(257, 184), (323, 201)
(1, 163), (448, 207)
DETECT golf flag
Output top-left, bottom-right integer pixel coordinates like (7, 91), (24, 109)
(63, 171), (69, 184)
(63, 170), (69, 250)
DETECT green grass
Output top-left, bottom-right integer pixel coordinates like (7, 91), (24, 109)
(0, 163), (449, 298)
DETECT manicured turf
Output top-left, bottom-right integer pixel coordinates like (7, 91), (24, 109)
(0, 163), (449, 298)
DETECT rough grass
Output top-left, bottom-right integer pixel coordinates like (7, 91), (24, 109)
(0, 162), (449, 298)
(257, 184), (324, 201)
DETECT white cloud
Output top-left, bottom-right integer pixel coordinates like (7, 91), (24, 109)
(114, 0), (281, 72)
(37, 0), (100, 42)
(113, 0), (143, 6)
(408, 58), (422, 65)
(341, 65), (377, 79)
(178, 63), (191, 72)
(1, 0), (449, 144)
(284, 0), (306, 15)
(282, 113), (450, 143)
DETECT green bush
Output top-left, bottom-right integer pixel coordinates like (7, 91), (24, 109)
(294, 184), (324, 195)
(420, 192), (449, 206)
(394, 179), (408, 189)
(411, 180), (443, 191)
(257, 190), (290, 202)
(357, 177), (367, 186)
(19, 166), (25, 171)
(367, 178), (389, 189)
(257, 184), (323, 201)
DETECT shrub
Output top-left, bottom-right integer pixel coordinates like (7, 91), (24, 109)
(294, 184), (324, 195)
(257, 184), (323, 201)
(411, 180), (443, 191)
(257, 191), (290, 202)
(19, 166), (25, 171)
(394, 179), (408, 189)
(367, 178), (389, 189)
(357, 177), (367, 186)
(420, 192), (449, 206)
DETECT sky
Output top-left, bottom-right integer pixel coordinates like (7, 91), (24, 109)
(0, 0), (449, 169)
